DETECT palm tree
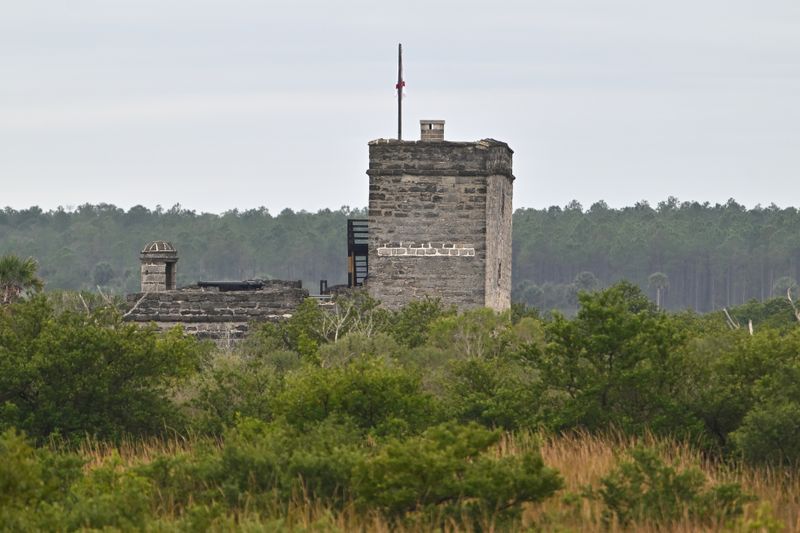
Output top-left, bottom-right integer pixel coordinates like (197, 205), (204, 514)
(0, 255), (44, 304)
(648, 272), (669, 310)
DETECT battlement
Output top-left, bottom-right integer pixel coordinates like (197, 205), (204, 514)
(367, 139), (514, 179)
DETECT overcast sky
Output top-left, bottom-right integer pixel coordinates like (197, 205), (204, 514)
(1, 0), (798, 214)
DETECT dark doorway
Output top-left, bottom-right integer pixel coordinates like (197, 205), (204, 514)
(165, 262), (176, 290)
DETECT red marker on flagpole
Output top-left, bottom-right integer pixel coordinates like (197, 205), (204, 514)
(396, 43), (404, 140)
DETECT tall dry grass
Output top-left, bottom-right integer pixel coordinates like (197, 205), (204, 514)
(519, 430), (798, 532)
(68, 430), (797, 532)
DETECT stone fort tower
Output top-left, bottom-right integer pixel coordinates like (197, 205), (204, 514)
(366, 120), (514, 311)
(140, 240), (178, 292)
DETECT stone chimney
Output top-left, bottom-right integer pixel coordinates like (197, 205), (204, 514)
(420, 120), (445, 141)
(140, 240), (178, 292)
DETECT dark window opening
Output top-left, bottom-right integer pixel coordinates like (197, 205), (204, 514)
(165, 263), (175, 290)
(497, 261), (502, 286)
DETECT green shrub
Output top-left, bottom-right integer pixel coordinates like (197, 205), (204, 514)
(588, 447), (754, 527)
(139, 416), (366, 511)
(437, 357), (541, 430)
(219, 417), (364, 506)
(426, 307), (516, 359)
(0, 297), (208, 442)
(316, 333), (401, 368)
(689, 328), (800, 453)
(389, 297), (455, 348)
(539, 283), (699, 437)
(190, 353), (285, 433)
(732, 361), (800, 464)
(67, 456), (153, 531)
(274, 357), (438, 436)
(354, 422), (562, 524)
(0, 428), (83, 530)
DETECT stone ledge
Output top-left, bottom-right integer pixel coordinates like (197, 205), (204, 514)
(367, 169), (515, 180)
(377, 243), (475, 257)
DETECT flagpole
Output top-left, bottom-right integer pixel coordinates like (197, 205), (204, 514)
(397, 43), (403, 140)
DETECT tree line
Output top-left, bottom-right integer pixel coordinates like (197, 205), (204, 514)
(2, 199), (800, 312)
(514, 197), (800, 312)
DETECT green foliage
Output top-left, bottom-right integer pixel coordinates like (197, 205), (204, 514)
(67, 456), (153, 531)
(317, 332), (401, 368)
(438, 357), (541, 430)
(734, 400), (800, 465)
(354, 422), (563, 523)
(190, 353), (285, 433)
(281, 298), (328, 358)
(0, 254), (43, 304)
(539, 282), (699, 436)
(427, 308), (516, 359)
(723, 297), (800, 331)
(734, 503), (785, 533)
(588, 447), (754, 527)
(244, 295), (388, 360)
(138, 416), (366, 513)
(0, 429), (168, 531)
(321, 290), (391, 342)
(685, 327), (800, 452)
(5, 282), (800, 529)
(389, 297), (455, 348)
(0, 297), (209, 441)
(274, 356), (437, 436)
(0, 429), (82, 529)
(217, 417), (364, 505)
(731, 350), (800, 464)
(510, 301), (541, 324)
(92, 261), (115, 286)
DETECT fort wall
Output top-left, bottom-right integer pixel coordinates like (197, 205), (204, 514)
(124, 280), (307, 348)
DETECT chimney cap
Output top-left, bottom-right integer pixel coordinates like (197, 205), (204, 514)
(420, 119), (445, 141)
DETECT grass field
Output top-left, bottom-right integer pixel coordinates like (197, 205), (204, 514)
(68, 430), (795, 532)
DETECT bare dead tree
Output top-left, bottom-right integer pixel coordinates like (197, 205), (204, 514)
(77, 293), (91, 315)
(723, 308), (740, 330)
(123, 292), (149, 319)
(318, 299), (354, 343)
(96, 285), (115, 306)
(317, 290), (385, 343)
(787, 288), (800, 324)
(722, 307), (754, 336)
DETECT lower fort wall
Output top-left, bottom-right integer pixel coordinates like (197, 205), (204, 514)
(124, 280), (307, 348)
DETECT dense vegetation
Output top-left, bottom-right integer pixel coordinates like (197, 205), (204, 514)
(2, 263), (800, 529)
(3, 199), (800, 312)
(514, 198), (800, 313)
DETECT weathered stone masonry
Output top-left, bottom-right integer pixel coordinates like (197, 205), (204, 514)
(125, 241), (307, 348)
(125, 280), (307, 349)
(140, 240), (178, 292)
(367, 122), (514, 311)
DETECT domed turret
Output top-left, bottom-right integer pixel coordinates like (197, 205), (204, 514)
(142, 240), (176, 254)
(140, 240), (178, 292)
